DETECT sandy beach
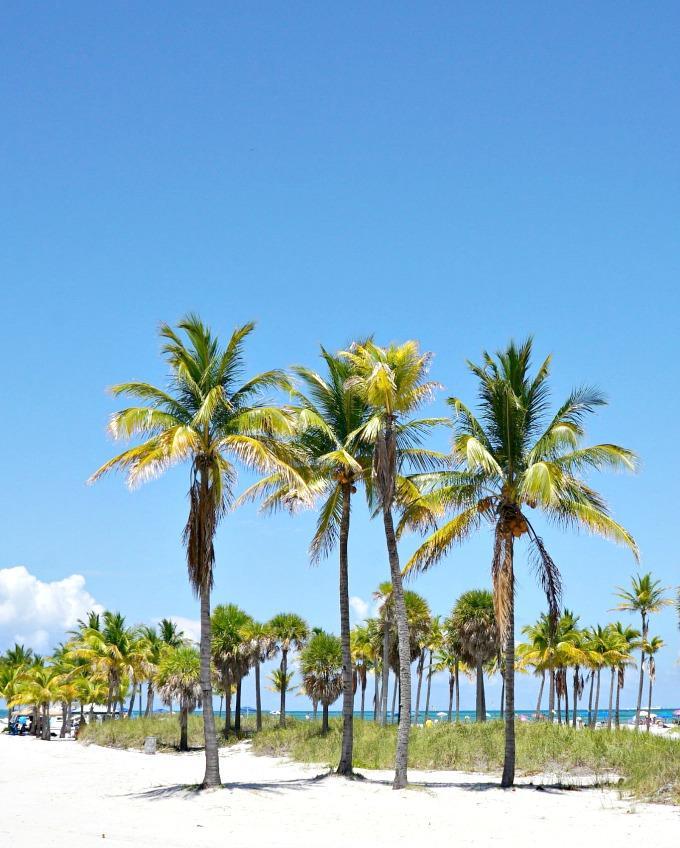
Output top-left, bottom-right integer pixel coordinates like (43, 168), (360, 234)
(1, 734), (677, 848)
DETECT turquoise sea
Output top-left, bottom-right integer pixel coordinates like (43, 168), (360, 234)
(3, 707), (678, 722)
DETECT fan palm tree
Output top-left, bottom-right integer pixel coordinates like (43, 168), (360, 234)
(423, 615), (443, 722)
(243, 619), (278, 731)
(156, 646), (202, 751)
(350, 624), (374, 720)
(300, 631), (344, 734)
(268, 613), (309, 727)
(448, 590), (498, 721)
(89, 316), (302, 787)
(642, 635), (664, 732)
(267, 668), (295, 697)
(211, 603), (253, 735)
(403, 338), (638, 786)
(342, 339), (443, 789)
(239, 348), (372, 775)
(614, 573), (671, 729)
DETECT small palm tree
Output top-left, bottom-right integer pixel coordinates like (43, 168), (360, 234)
(267, 668), (296, 697)
(608, 622), (639, 728)
(404, 338), (638, 786)
(211, 604), (253, 736)
(342, 339), (443, 789)
(614, 573), (671, 729)
(448, 590), (498, 721)
(643, 636), (664, 732)
(90, 316), (300, 787)
(350, 625), (373, 720)
(300, 631), (344, 734)
(156, 646), (202, 751)
(268, 613), (309, 726)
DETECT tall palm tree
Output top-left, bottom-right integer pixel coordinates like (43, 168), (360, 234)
(89, 316), (301, 787)
(643, 635), (664, 732)
(609, 622), (639, 728)
(268, 613), (309, 727)
(243, 619), (278, 731)
(240, 348), (371, 775)
(448, 590), (498, 721)
(300, 631), (344, 734)
(404, 338), (638, 786)
(614, 573), (671, 729)
(350, 624), (373, 720)
(342, 339), (442, 789)
(156, 645), (202, 751)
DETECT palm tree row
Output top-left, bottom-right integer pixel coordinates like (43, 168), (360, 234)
(87, 317), (641, 788)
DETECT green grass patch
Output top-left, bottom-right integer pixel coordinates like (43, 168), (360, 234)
(79, 713), (271, 751)
(251, 719), (680, 804)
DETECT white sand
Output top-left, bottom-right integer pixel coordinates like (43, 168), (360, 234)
(1, 734), (677, 848)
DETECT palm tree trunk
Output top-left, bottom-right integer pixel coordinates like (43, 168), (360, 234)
(564, 671), (569, 725)
(321, 702), (329, 735)
(380, 624), (390, 726)
(572, 667), (579, 728)
(454, 660), (460, 722)
(199, 580), (221, 787)
(279, 650), (288, 727)
(391, 672), (398, 722)
(593, 668), (601, 726)
(312, 699), (318, 720)
(373, 664), (380, 722)
(448, 675), (454, 721)
(500, 541), (515, 789)
(646, 669), (653, 733)
(475, 661), (485, 722)
(127, 684), (136, 719)
(557, 685), (562, 726)
(59, 702), (68, 738)
(414, 652), (425, 724)
(234, 678), (242, 734)
(634, 615), (647, 730)
(535, 671), (545, 719)
(548, 667), (555, 721)
(587, 671), (595, 727)
(255, 662), (262, 732)
(424, 651), (433, 721)
(382, 504), (411, 789)
(360, 676), (366, 720)
(179, 705), (189, 751)
(224, 683), (232, 735)
(615, 670), (622, 729)
(499, 672), (504, 719)
(607, 668), (615, 730)
(337, 484), (354, 776)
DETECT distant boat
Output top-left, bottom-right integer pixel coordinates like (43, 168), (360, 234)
(269, 709), (280, 716)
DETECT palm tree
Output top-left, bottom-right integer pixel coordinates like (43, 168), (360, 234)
(156, 646), (202, 751)
(243, 619), (278, 731)
(614, 573), (671, 729)
(350, 624), (374, 720)
(609, 622), (639, 728)
(89, 316), (301, 787)
(342, 339), (442, 789)
(211, 603), (253, 735)
(267, 668), (296, 699)
(423, 615), (443, 722)
(300, 631), (344, 734)
(448, 590), (498, 721)
(268, 613), (309, 727)
(404, 338), (638, 786)
(70, 611), (144, 715)
(240, 348), (372, 775)
(433, 636), (462, 722)
(643, 635), (664, 732)
(9, 664), (63, 740)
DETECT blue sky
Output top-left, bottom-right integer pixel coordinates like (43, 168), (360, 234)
(1, 2), (678, 710)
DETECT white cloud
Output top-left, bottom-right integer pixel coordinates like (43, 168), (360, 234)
(0, 566), (103, 652)
(349, 596), (369, 620)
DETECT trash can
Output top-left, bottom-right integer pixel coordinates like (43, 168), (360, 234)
(144, 736), (157, 755)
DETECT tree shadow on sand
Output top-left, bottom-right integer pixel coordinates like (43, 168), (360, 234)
(128, 771), (331, 800)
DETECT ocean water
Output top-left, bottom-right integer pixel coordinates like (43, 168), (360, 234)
(3, 707), (677, 722)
